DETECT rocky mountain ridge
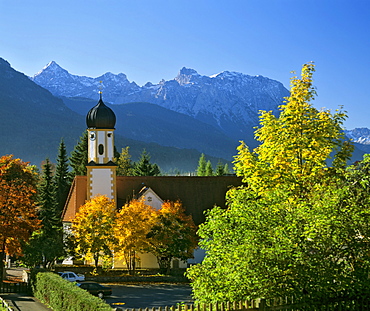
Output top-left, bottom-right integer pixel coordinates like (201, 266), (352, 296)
(0, 57), (225, 171)
(31, 61), (290, 144)
(345, 128), (370, 145)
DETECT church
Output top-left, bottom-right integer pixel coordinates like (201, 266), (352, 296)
(62, 94), (243, 268)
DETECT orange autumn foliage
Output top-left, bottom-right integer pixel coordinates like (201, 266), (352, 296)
(0, 155), (40, 256)
(114, 199), (155, 271)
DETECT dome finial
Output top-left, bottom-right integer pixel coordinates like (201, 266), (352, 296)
(86, 85), (116, 129)
(98, 81), (103, 100)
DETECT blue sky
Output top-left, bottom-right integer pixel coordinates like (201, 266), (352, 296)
(1, 0), (369, 129)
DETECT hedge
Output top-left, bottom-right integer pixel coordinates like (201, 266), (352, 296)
(33, 272), (112, 311)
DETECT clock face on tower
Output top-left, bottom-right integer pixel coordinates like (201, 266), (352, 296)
(90, 132), (96, 141)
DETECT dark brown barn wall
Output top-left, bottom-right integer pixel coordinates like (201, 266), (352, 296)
(116, 176), (243, 225)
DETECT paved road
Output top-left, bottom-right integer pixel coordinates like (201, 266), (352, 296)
(2, 269), (194, 310)
(105, 283), (193, 310)
(1, 283), (193, 311)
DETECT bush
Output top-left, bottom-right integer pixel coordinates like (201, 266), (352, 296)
(33, 272), (112, 311)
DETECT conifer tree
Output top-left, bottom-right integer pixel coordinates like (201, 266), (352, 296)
(38, 159), (58, 228)
(196, 153), (207, 176)
(133, 149), (161, 176)
(215, 161), (225, 176)
(55, 139), (71, 214)
(205, 160), (213, 176)
(23, 159), (65, 268)
(223, 163), (230, 175)
(69, 131), (88, 178)
(116, 146), (134, 176)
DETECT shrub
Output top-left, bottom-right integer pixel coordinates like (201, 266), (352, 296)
(33, 272), (112, 311)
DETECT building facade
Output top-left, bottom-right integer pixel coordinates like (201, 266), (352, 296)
(62, 95), (243, 268)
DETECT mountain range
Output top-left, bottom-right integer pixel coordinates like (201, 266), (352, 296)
(0, 58), (221, 172)
(1, 57), (369, 172)
(32, 61), (290, 151)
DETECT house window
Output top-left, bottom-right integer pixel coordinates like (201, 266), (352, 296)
(147, 196), (152, 202)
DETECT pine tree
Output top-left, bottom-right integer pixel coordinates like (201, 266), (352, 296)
(116, 146), (134, 176)
(55, 139), (71, 215)
(38, 159), (58, 230)
(133, 150), (161, 176)
(205, 160), (213, 176)
(223, 163), (230, 175)
(196, 154), (207, 176)
(69, 131), (88, 178)
(23, 158), (65, 268)
(215, 161), (225, 176)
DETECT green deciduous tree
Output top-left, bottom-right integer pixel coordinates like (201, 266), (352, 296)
(147, 201), (198, 274)
(187, 63), (356, 303)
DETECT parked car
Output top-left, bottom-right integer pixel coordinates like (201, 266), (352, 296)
(77, 281), (112, 298)
(58, 271), (85, 282)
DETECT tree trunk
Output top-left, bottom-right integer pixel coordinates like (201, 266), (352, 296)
(157, 256), (172, 275)
(132, 250), (136, 275)
(0, 238), (6, 283)
(94, 253), (99, 268)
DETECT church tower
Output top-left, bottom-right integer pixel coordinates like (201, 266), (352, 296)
(86, 93), (117, 203)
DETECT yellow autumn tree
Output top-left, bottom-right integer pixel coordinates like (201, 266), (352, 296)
(72, 195), (116, 268)
(187, 63), (356, 302)
(234, 62), (353, 198)
(114, 199), (155, 273)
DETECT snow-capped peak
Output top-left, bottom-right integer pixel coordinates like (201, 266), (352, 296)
(210, 71), (250, 79)
(175, 67), (200, 85)
(34, 61), (66, 77)
(32, 63), (290, 131)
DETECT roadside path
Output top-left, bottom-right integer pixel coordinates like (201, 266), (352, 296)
(0, 293), (53, 311)
(1, 268), (52, 311)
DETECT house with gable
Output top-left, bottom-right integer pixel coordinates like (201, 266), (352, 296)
(62, 94), (243, 269)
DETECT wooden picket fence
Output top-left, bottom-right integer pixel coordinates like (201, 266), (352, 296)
(123, 296), (370, 311)
(0, 282), (31, 294)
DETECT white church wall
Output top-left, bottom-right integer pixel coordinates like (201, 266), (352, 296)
(89, 168), (114, 199)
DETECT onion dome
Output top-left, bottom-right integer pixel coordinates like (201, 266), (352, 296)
(86, 94), (116, 129)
